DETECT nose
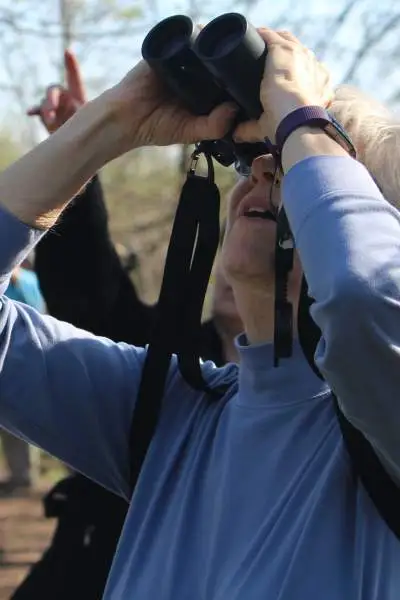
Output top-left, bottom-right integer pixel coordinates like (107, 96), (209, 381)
(250, 154), (276, 185)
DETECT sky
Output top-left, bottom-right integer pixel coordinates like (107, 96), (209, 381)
(0, 0), (398, 145)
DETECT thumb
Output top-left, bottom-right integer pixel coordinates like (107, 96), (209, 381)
(194, 102), (238, 141)
(233, 119), (264, 143)
(27, 106), (41, 116)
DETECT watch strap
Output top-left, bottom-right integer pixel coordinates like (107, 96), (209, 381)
(275, 106), (356, 159)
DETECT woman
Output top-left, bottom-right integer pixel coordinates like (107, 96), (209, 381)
(13, 51), (242, 600)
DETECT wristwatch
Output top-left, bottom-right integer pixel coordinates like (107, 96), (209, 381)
(275, 106), (356, 159)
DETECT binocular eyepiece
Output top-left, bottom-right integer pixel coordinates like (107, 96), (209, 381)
(141, 13), (270, 172)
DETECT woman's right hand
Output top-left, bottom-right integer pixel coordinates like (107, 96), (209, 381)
(234, 29), (333, 144)
(27, 50), (87, 133)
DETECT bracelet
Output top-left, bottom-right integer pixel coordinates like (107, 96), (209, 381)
(275, 106), (356, 158)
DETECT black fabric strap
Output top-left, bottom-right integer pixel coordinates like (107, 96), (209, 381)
(297, 275), (320, 379)
(334, 401), (400, 538)
(129, 151), (225, 495)
(298, 274), (400, 539)
(128, 175), (196, 493)
(177, 176), (220, 392)
(273, 207), (294, 366)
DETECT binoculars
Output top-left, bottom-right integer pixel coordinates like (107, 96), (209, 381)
(141, 13), (270, 174)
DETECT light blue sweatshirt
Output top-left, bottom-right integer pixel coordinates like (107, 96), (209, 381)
(0, 156), (399, 599)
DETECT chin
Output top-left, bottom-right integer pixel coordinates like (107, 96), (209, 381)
(222, 223), (276, 286)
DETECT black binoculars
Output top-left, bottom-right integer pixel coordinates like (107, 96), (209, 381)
(141, 13), (271, 174)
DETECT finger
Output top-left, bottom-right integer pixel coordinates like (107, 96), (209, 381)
(317, 61), (333, 107)
(27, 105), (41, 116)
(257, 27), (288, 47)
(192, 102), (238, 142)
(45, 85), (62, 111)
(233, 119), (264, 143)
(27, 101), (48, 130)
(276, 30), (301, 45)
(65, 49), (86, 104)
(40, 86), (63, 125)
(321, 61), (332, 85)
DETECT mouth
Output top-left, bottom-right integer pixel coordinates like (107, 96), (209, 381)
(242, 207), (276, 222)
(237, 191), (277, 222)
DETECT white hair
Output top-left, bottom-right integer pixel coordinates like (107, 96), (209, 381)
(330, 85), (400, 208)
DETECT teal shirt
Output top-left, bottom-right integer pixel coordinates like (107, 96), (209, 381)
(5, 268), (45, 312)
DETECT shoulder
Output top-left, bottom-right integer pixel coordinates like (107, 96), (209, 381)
(166, 354), (238, 396)
(162, 355), (238, 423)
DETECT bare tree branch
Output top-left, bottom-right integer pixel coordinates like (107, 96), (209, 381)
(342, 12), (400, 82)
(0, 20), (151, 39)
(0, 33), (40, 145)
(313, 0), (359, 59)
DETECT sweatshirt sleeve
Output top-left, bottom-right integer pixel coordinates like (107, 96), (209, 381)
(283, 155), (400, 483)
(0, 204), (146, 500)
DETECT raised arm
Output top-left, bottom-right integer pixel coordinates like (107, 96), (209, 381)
(31, 51), (154, 344)
(283, 152), (400, 483)
(234, 28), (400, 484)
(0, 53), (235, 497)
(0, 203), (146, 499)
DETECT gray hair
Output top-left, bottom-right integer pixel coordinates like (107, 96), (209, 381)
(330, 85), (400, 208)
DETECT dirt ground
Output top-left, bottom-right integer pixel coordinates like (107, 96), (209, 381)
(0, 485), (56, 599)
(0, 488), (54, 599)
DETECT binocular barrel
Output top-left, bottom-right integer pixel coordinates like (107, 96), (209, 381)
(195, 13), (266, 120)
(141, 15), (229, 115)
(142, 13), (267, 120)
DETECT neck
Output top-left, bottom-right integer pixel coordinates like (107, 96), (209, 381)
(213, 313), (243, 363)
(229, 263), (302, 347)
(233, 285), (275, 345)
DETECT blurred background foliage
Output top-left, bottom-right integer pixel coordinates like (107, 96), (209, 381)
(0, 0), (398, 306)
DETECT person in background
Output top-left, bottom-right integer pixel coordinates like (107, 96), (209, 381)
(0, 267), (45, 495)
(5, 266), (45, 312)
(10, 50), (242, 600)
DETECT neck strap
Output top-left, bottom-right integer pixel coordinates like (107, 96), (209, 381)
(129, 145), (228, 494)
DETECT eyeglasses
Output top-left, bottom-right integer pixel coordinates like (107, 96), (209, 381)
(234, 156), (280, 181)
(234, 157), (282, 220)
(234, 159), (252, 178)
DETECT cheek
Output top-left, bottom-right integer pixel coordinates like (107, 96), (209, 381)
(227, 180), (251, 223)
(271, 186), (282, 211)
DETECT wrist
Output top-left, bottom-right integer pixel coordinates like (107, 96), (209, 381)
(100, 87), (142, 156)
(281, 126), (349, 173)
(68, 93), (129, 168)
(267, 96), (312, 141)
(0, 95), (126, 230)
